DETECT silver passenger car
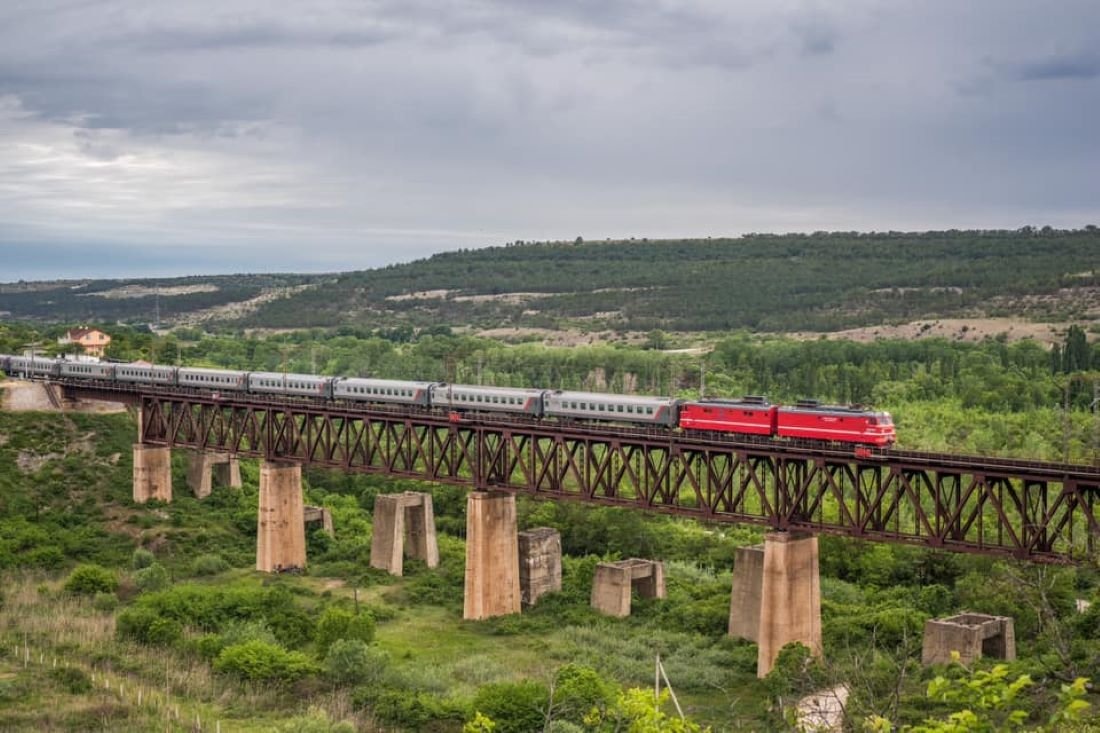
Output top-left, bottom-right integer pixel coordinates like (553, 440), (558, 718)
(334, 378), (436, 407)
(60, 361), (116, 379)
(249, 371), (331, 398)
(429, 384), (545, 416)
(8, 356), (61, 378)
(543, 390), (680, 427)
(116, 362), (178, 385)
(177, 367), (248, 391)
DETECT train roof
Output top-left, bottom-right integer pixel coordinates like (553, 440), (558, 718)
(433, 383), (545, 395)
(178, 366), (246, 375)
(779, 401), (891, 418)
(550, 390), (676, 404)
(341, 377), (438, 388)
(250, 371), (329, 381)
(689, 396), (774, 407)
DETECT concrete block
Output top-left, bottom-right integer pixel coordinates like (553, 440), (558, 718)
(370, 492), (439, 576)
(922, 613), (1016, 666)
(519, 527), (562, 607)
(463, 491), (521, 620)
(186, 451), (241, 498)
(591, 558), (666, 617)
(304, 506), (335, 535)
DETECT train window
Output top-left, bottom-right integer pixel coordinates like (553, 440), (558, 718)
(646, 407), (653, 415)
(617, 405), (624, 412)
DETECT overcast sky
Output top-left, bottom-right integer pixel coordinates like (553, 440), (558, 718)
(1, 1), (1098, 280)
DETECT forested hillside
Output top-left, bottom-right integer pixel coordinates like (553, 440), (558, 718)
(1, 228), (1097, 334)
(238, 228), (1100, 332)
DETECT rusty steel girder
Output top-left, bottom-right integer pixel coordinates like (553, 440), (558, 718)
(119, 389), (1100, 565)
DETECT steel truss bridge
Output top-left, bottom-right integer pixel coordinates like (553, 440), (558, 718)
(59, 380), (1100, 564)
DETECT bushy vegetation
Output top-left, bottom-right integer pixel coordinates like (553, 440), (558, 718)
(63, 563), (117, 596)
(2, 316), (1100, 729)
(214, 640), (318, 683)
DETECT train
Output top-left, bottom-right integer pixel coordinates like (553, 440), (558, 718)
(0, 354), (896, 446)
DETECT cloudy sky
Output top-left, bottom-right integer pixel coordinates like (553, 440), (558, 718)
(1, 1), (1098, 280)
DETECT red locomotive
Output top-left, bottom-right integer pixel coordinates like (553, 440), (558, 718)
(679, 396), (895, 446)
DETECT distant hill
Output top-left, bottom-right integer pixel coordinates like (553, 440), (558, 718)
(2, 229), (1097, 333)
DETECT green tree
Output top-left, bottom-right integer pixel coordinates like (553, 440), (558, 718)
(64, 564), (118, 596)
(214, 640), (318, 683)
(323, 639), (386, 686)
(471, 680), (549, 733)
(1063, 326), (1089, 373)
(863, 657), (1091, 732)
(314, 607), (375, 655)
(584, 688), (709, 732)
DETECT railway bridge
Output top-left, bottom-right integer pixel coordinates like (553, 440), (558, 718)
(18, 377), (1100, 675)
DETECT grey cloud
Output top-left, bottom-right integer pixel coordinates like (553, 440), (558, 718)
(1015, 53), (1100, 81)
(0, 0), (1098, 281)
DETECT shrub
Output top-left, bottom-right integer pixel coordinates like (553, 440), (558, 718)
(116, 607), (183, 646)
(363, 689), (470, 729)
(64, 564), (118, 596)
(220, 619), (278, 648)
(214, 640), (318, 683)
(192, 553), (230, 576)
(132, 548), (156, 570)
(49, 666), (92, 694)
(471, 680), (549, 733)
(551, 664), (616, 724)
(135, 563), (171, 593)
(28, 545), (64, 569)
(92, 592), (119, 612)
(314, 607), (375, 655)
(323, 638), (386, 686)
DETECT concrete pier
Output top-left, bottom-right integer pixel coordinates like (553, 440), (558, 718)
(256, 461), (306, 573)
(728, 543), (765, 642)
(186, 451), (241, 498)
(728, 532), (823, 677)
(304, 506), (335, 536)
(369, 492), (439, 576)
(132, 444), (172, 503)
(922, 613), (1016, 666)
(463, 491), (521, 620)
(591, 559), (666, 617)
(518, 527), (562, 607)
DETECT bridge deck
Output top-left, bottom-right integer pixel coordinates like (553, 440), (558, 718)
(54, 379), (1100, 564)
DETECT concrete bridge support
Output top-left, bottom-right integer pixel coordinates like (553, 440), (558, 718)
(132, 444), (172, 503)
(463, 491), (521, 620)
(728, 531), (822, 677)
(186, 451), (242, 498)
(370, 492), (439, 576)
(922, 613), (1016, 666)
(518, 527), (562, 607)
(591, 559), (666, 617)
(304, 506), (335, 536)
(256, 461), (306, 573)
